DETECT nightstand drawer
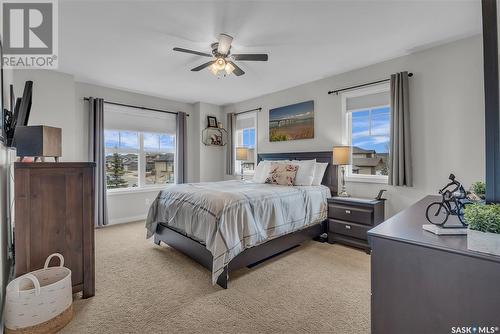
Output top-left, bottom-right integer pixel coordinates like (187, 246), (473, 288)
(329, 204), (373, 225)
(328, 219), (370, 240)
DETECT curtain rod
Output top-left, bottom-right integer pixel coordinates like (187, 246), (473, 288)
(327, 72), (413, 95)
(83, 97), (190, 117)
(235, 107), (262, 116)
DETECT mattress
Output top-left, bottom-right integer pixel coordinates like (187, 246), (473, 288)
(145, 180), (330, 284)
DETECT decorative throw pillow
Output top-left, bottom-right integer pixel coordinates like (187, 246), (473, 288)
(265, 164), (299, 186)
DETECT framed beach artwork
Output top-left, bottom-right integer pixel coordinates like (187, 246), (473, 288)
(269, 100), (314, 142)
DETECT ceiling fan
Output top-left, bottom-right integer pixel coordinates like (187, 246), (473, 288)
(173, 33), (268, 77)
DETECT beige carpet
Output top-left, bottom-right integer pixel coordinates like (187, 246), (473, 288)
(61, 221), (370, 334)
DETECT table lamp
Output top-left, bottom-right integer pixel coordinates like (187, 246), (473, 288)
(333, 146), (352, 197)
(236, 147), (249, 180)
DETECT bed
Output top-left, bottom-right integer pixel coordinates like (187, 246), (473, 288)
(145, 151), (338, 288)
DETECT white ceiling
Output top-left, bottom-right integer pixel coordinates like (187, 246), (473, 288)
(59, 0), (481, 105)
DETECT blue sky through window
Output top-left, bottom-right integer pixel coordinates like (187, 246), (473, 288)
(351, 106), (390, 153)
(242, 128), (255, 148)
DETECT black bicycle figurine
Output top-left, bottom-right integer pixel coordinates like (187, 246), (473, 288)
(425, 174), (469, 227)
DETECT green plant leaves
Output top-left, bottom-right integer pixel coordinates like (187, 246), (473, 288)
(464, 203), (500, 234)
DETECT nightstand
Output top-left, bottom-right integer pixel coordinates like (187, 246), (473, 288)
(327, 197), (385, 253)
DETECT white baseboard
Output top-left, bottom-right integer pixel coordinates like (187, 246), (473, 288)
(108, 214), (147, 225)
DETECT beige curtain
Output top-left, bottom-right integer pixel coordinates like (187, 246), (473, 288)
(389, 71), (413, 186)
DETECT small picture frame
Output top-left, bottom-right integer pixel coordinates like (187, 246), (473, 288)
(207, 116), (218, 128)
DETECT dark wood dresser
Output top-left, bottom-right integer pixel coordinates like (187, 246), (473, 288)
(327, 197), (385, 253)
(368, 196), (500, 334)
(14, 162), (95, 298)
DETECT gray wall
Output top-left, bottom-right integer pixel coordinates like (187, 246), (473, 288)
(223, 36), (485, 217)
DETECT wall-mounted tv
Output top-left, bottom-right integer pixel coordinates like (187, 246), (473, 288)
(7, 81), (33, 147)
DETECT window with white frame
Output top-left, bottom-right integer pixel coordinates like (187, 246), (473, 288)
(104, 104), (177, 191)
(234, 112), (257, 175)
(342, 84), (390, 183)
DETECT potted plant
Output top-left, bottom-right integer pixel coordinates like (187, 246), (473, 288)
(464, 203), (500, 256)
(470, 181), (486, 200)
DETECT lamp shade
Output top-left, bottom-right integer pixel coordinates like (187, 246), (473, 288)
(236, 147), (249, 161)
(332, 146), (351, 165)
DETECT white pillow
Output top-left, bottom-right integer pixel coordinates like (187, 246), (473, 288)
(252, 161), (271, 183)
(290, 159), (316, 186)
(312, 162), (328, 186)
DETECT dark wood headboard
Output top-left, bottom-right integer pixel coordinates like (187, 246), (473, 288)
(257, 151), (338, 196)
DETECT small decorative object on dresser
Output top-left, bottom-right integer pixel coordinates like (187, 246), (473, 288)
(327, 196), (385, 253)
(423, 173), (469, 235)
(207, 115), (218, 128)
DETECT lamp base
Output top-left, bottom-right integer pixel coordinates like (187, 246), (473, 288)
(338, 190), (350, 198)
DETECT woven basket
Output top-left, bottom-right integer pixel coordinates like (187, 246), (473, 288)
(5, 253), (73, 333)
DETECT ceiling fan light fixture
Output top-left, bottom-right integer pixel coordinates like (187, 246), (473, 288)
(225, 62), (235, 75)
(209, 63), (219, 76)
(215, 57), (226, 70)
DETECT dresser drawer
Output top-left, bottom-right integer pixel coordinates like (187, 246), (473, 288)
(328, 219), (370, 240)
(329, 204), (373, 225)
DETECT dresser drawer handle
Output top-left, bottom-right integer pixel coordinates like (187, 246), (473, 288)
(345, 225), (351, 229)
(345, 210), (351, 214)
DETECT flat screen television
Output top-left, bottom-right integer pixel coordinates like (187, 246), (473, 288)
(0, 37), (4, 143)
(10, 81), (32, 147)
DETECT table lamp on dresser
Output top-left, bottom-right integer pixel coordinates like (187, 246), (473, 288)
(332, 145), (352, 197)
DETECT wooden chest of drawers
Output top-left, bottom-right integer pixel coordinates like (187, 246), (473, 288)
(14, 162), (95, 298)
(327, 197), (385, 253)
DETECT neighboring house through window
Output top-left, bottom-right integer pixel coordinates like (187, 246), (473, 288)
(104, 104), (177, 191)
(234, 111), (257, 175)
(342, 83), (390, 183)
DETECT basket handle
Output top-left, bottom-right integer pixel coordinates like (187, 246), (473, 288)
(14, 274), (41, 297)
(44, 253), (64, 269)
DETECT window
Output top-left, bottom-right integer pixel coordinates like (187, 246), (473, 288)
(234, 112), (257, 175)
(104, 104), (177, 191)
(342, 84), (390, 183)
(105, 130), (139, 189)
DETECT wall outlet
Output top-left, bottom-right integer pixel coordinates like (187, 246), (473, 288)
(145, 198), (151, 206)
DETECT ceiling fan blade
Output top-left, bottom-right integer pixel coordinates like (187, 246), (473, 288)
(217, 33), (233, 55)
(232, 54), (268, 61)
(191, 61), (215, 71)
(173, 47), (212, 57)
(228, 61), (245, 76)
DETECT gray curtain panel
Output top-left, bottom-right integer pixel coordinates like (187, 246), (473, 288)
(88, 97), (109, 227)
(226, 113), (236, 175)
(176, 112), (187, 183)
(389, 71), (413, 186)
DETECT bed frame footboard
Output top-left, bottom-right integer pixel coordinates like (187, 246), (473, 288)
(153, 222), (325, 289)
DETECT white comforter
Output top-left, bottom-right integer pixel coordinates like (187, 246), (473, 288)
(145, 180), (330, 284)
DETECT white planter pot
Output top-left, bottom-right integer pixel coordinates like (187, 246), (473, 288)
(467, 229), (500, 256)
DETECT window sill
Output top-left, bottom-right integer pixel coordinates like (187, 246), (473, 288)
(107, 185), (172, 196)
(345, 175), (388, 184)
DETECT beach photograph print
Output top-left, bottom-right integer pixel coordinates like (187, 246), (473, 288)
(269, 100), (314, 142)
